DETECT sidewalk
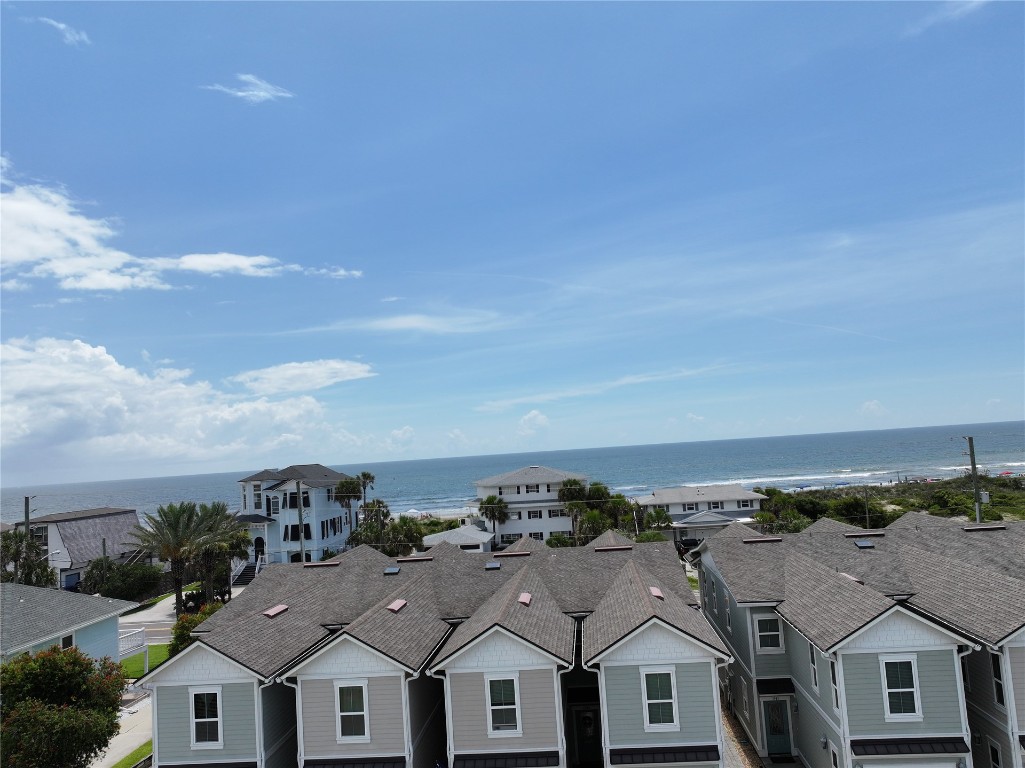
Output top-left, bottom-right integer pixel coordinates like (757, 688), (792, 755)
(92, 691), (152, 768)
(121, 585), (246, 625)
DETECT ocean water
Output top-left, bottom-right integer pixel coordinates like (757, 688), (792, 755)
(2, 421), (1022, 524)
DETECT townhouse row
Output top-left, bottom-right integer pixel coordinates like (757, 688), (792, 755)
(140, 531), (731, 768)
(687, 513), (1025, 768)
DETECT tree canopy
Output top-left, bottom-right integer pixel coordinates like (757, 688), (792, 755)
(0, 530), (57, 588)
(0, 646), (126, 768)
(479, 495), (509, 533)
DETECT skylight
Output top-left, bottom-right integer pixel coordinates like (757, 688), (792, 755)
(854, 540), (875, 549)
(594, 545), (633, 552)
(485, 561), (501, 571)
(383, 566), (400, 576)
(743, 537), (782, 544)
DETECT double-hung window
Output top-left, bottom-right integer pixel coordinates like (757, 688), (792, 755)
(640, 666), (679, 731)
(990, 652), (1005, 707)
(880, 655), (922, 721)
(756, 616), (784, 652)
(709, 501), (724, 510)
(809, 643), (819, 690)
(830, 660), (840, 711)
(528, 510), (542, 519)
(335, 679), (369, 742)
(485, 674), (521, 736)
(988, 738), (1002, 768)
(525, 484), (539, 494)
(190, 686), (223, 748)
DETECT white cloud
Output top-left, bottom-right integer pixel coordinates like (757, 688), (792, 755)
(904, 1), (989, 37)
(0, 338), (347, 481)
(306, 266), (363, 279)
(230, 359), (376, 395)
(518, 409), (550, 436)
(390, 426), (415, 442)
(35, 17), (91, 46)
(686, 412), (705, 422)
(0, 174), (302, 290)
(380, 296), (402, 302)
(342, 311), (506, 335)
(860, 400), (888, 416)
(203, 74), (294, 104)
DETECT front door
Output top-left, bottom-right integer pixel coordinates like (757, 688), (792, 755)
(569, 704), (602, 767)
(763, 699), (791, 755)
(253, 537), (265, 560)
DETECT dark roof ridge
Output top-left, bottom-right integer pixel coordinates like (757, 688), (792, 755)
(587, 530), (635, 549)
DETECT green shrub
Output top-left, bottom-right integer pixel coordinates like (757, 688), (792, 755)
(168, 602), (222, 657)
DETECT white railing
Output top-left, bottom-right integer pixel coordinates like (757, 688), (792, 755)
(255, 554), (266, 574)
(119, 628), (146, 658)
(230, 557), (247, 582)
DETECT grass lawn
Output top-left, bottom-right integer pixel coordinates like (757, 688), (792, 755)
(111, 739), (151, 768)
(122, 644), (170, 678)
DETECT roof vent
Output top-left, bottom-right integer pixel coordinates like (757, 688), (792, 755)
(594, 545), (633, 552)
(485, 561), (501, 571)
(518, 592), (532, 606)
(743, 537), (782, 544)
(854, 540), (875, 549)
(303, 560), (340, 568)
(963, 524), (1006, 532)
(839, 572), (864, 585)
(649, 586), (665, 600)
(384, 566), (400, 576)
(395, 555), (433, 563)
(844, 531), (885, 538)
(387, 599), (407, 613)
(495, 550), (530, 558)
(263, 604), (288, 618)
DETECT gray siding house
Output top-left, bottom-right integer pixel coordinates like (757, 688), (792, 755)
(140, 530), (729, 768)
(688, 514), (1025, 768)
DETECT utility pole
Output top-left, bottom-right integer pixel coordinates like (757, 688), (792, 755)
(296, 480), (306, 563)
(863, 486), (870, 528)
(22, 496), (32, 584)
(963, 436), (982, 524)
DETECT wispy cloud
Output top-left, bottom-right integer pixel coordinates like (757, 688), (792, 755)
(230, 359), (376, 395)
(306, 266), (363, 279)
(477, 365), (727, 412)
(290, 310), (508, 335)
(517, 409), (550, 436)
(0, 172), (304, 290)
(33, 17), (91, 46)
(203, 74), (294, 104)
(904, 1), (989, 37)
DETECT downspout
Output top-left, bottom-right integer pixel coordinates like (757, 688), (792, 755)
(256, 677), (277, 768)
(425, 665), (455, 768)
(954, 645), (978, 768)
(831, 652), (853, 768)
(556, 661), (573, 767)
(580, 656), (610, 768)
(713, 657), (734, 767)
(277, 676), (304, 768)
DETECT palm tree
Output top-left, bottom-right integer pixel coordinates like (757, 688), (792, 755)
(0, 529), (57, 587)
(334, 478), (363, 529)
(557, 478), (587, 504)
(577, 509), (612, 544)
(358, 472), (376, 510)
(196, 502), (251, 604)
(479, 495), (509, 534)
(130, 501), (207, 617)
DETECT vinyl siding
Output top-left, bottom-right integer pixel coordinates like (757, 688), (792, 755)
(966, 708), (1013, 768)
(75, 616), (120, 659)
(842, 650), (963, 736)
(791, 685), (843, 768)
(449, 668), (559, 752)
(729, 665), (759, 750)
(786, 627), (841, 730)
(1008, 645), (1024, 731)
(604, 662), (717, 747)
(703, 555), (751, 665)
(300, 675), (405, 758)
(964, 649), (1010, 727)
(752, 612), (789, 678)
(155, 682), (257, 763)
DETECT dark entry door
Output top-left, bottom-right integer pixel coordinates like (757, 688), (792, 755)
(763, 699), (791, 755)
(569, 704), (602, 767)
(254, 536), (265, 559)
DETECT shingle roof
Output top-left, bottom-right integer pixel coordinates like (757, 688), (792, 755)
(23, 508), (142, 567)
(1, 583), (137, 654)
(432, 565), (576, 667)
(586, 530), (635, 549)
(886, 510), (963, 529)
(422, 525), (494, 548)
(475, 466), (585, 487)
(240, 464), (353, 488)
(189, 537), (703, 678)
(583, 560), (727, 664)
(803, 517), (860, 534)
(638, 485), (767, 505)
(503, 535), (547, 553)
(700, 519), (1025, 648)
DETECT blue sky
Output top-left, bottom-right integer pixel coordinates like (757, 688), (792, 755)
(1, 1), (1022, 486)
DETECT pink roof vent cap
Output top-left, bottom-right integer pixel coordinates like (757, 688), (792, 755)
(263, 604), (288, 618)
(518, 592), (532, 606)
(649, 587), (665, 600)
(387, 599), (407, 613)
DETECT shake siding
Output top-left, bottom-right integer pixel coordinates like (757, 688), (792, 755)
(448, 668), (558, 752)
(604, 662), (717, 747)
(842, 651), (963, 736)
(300, 675), (405, 757)
(155, 683), (257, 763)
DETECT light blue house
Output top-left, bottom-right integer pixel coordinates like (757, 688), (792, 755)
(0, 582), (137, 661)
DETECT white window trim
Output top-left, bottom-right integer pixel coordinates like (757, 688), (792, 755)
(830, 660), (841, 712)
(334, 678), (371, 743)
(484, 673), (522, 737)
(987, 736), (1002, 768)
(189, 685), (223, 749)
(711, 582), (718, 614)
(756, 615), (785, 654)
(990, 652), (1005, 709)
(879, 654), (924, 722)
(829, 741), (840, 768)
(741, 681), (749, 718)
(725, 596), (732, 633)
(640, 665), (680, 732)
(809, 643), (819, 692)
